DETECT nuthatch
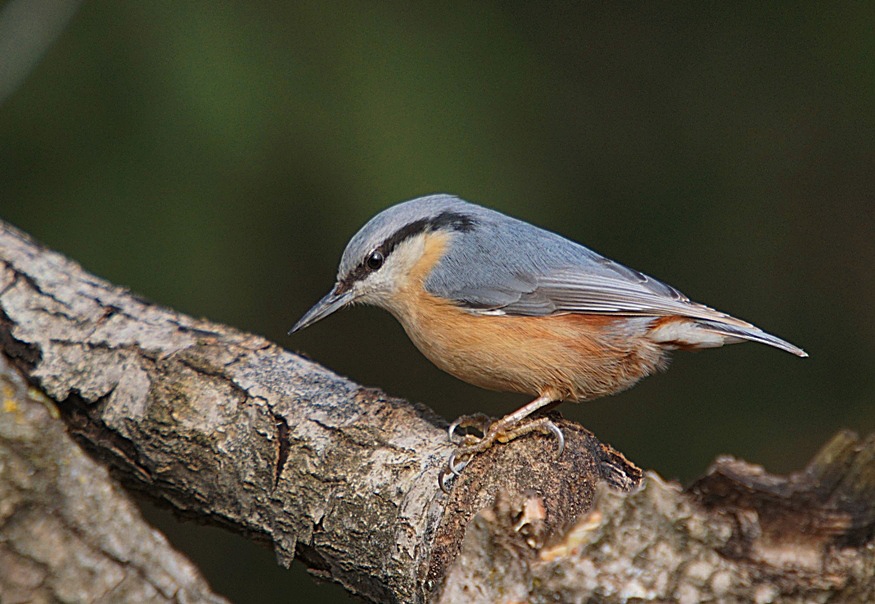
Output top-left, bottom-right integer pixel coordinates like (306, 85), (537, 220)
(291, 195), (806, 484)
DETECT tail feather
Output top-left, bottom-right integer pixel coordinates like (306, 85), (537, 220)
(696, 319), (808, 357)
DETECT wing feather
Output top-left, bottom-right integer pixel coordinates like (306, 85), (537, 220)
(461, 262), (753, 329)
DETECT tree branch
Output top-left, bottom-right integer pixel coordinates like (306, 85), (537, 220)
(0, 219), (872, 603)
(0, 349), (227, 603)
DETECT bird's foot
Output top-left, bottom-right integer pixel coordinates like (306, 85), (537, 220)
(439, 415), (565, 492)
(447, 412), (493, 444)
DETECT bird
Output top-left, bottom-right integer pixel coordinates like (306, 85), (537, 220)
(290, 194), (806, 487)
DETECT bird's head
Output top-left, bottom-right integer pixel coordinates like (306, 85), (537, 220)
(290, 194), (479, 333)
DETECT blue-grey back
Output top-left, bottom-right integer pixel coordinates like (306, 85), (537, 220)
(419, 196), (685, 314)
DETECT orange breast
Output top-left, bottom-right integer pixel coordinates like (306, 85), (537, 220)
(392, 293), (668, 401)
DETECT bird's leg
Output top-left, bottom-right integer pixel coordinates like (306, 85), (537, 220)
(443, 394), (562, 484)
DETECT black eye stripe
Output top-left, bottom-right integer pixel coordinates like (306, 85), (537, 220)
(342, 211), (477, 286)
(378, 211), (476, 260)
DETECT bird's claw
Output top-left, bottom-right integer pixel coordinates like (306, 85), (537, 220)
(439, 469), (454, 493)
(439, 452), (473, 492)
(545, 419), (565, 457)
(440, 432), (494, 491)
(447, 412), (492, 444)
(446, 418), (463, 443)
(448, 452), (471, 476)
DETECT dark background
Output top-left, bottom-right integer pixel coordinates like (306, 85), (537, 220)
(2, 2), (872, 602)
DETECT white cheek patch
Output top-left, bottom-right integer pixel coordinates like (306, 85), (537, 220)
(354, 235), (429, 304)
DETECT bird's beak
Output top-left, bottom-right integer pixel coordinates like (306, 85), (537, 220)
(289, 286), (354, 334)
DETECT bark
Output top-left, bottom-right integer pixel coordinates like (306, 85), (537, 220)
(0, 349), (227, 603)
(0, 218), (872, 603)
(439, 432), (875, 603)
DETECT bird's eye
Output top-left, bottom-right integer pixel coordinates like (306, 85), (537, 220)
(366, 250), (384, 270)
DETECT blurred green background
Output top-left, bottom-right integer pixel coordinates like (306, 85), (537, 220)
(1, 2), (873, 602)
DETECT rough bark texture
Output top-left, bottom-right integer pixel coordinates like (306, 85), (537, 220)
(0, 353), (227, 603)
(439, 432), (875, 603)
(0, 218), (872, 603)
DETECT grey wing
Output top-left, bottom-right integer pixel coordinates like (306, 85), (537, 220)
(500, 265), (810, 356)
(502, 263), (740, 319)
(468, 263), (748, 326)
